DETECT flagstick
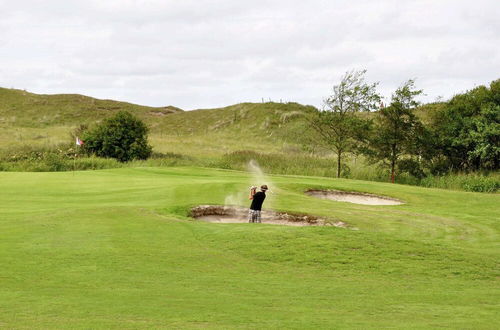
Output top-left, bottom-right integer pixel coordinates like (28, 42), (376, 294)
(74, 137), (78, 176)
(74, 137), (84, 174)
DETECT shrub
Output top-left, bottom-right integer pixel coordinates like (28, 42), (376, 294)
(82, 111), (152, 162)
(419, 173), (499, 193)
(462, 176), (499, 193)
(398, 159), (426, 179)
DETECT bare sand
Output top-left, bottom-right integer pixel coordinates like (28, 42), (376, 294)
(306, 190), (403, 205)
(190, 205), (347, 227)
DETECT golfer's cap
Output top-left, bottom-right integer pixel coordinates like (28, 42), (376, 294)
(261, 185), (268, 191)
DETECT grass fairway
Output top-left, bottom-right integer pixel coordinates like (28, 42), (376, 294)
(0, 167), (498, 329)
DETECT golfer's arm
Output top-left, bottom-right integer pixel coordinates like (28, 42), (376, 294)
(249, 189), (256, 199)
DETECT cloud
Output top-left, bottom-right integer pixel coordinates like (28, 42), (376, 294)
(1, 0), (499, 109)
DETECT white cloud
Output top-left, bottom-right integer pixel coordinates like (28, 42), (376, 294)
(1, 0), (499, 109)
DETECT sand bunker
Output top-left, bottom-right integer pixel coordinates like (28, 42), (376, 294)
(306, 189), (403, 205)
(190, 205), (347, 227)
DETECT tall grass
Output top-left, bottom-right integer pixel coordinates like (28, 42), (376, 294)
(211, 150), (389, 181)
(0, 144), (196, 172)
(1, 145), (497, 193)
(212, 150), (339, 177)
(209, 150), (499, 193)
(419, 173), (500, 193)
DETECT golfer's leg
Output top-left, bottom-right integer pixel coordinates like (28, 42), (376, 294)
(256, 210), (261, 223)
(248, 209), (254, 223)
(252, 211), (258, 223)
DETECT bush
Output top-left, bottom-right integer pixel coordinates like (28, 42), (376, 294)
(82, 111), (152, 162)
(462, 176), (499, 193)
(398, 159), (426, 179)
(419, 173), (499, 193)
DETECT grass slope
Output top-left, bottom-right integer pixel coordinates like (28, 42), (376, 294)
(150, 102), (313, 156)
(0, 88), (311, 156)
(0, 87), (181, 127)
(1, 88), (497, 193)
(0, 88), (181, 149)
(0, 167), (498, 328)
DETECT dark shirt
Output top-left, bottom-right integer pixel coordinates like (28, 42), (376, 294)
(250, 191), (266, 211)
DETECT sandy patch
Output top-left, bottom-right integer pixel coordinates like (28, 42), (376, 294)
(306, 189), (403, 205)
(190, 205), (347, 227)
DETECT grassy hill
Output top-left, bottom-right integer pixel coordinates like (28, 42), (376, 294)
(0, 87), (444, 157)
(1, 87), (497, 192)
(0, 167), (498, 328)
(0, 87), (182, 126)
(149, 102), (314, 156)
(0, 87), (182, 149)
(0, 88), (313, 157)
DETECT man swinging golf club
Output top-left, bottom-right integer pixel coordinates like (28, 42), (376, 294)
(248, 184), (268, 223)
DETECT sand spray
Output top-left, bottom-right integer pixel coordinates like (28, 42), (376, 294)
(223, 160), (275, 209)
(224, 193), (241, 206)
(247, 159), (275, 209)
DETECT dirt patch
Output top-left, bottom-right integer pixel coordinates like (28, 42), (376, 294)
(190, 205), (347, 227)
(149, 111), (167, 116)
(306, 189), (403, 205)
(149, 106), (182, 116)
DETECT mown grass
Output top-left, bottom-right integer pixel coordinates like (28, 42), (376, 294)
(0, 167), (498, 328)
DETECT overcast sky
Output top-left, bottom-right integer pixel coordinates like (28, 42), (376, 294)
(1, 0), (499, 110)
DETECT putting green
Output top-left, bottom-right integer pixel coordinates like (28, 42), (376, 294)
(0, 167), (498, 328)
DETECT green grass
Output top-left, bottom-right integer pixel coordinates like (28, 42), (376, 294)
(0, 88), (307, 155)
(0, 167), (498, 328)
(2, 87), (498, 193)
(419, 172), (500, 193)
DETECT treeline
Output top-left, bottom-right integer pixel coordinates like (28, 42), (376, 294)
(306, 71), (499, 183)
(425, 81), (499, 172)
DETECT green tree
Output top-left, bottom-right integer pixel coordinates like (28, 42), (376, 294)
(429, 79), (500, 171)
(310, 70), (381, 177)
(364, 80), (423, 183)
(82, 111), (152, 162)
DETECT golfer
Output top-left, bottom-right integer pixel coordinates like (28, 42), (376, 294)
(248, 185), (268, 223)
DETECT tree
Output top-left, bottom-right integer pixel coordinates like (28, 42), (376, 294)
(363, 80), (423, 183)
(82, 111), (152, 162)
(310, 70), (381, 177)
(429, 79), (500, 171)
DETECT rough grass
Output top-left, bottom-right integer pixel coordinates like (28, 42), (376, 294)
(209, 151), (499, 193)
(0, 167), (498, 328)
(0, 87), (181, 127)
(0, 88), (308, 153)
(0, 144), (197, 172)
(1, 88), (498, 193)
(1, 143), (498, 192)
